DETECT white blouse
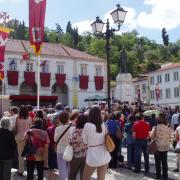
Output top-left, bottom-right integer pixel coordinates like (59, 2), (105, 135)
(54, 124), (75, 154)
(82, 122), (111, 167)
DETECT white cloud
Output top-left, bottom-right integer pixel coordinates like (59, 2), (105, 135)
(136, 0), (180, 30)
(73, 0), (180, 34)
(73, 20), (93, 34)
(72, 6), (137, 34)
(0, 0), (22, 3)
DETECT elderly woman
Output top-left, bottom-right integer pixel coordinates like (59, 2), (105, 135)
(0, 117), (17, 180)
(150, 113), (172, 180)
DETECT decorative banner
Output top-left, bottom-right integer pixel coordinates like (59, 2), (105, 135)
(29, 0), (46, 55)
(155, 83), (160, 101)
(22, 52), (30, 60)
(0, 26), (11, 80)
(138, 89), (141, 99)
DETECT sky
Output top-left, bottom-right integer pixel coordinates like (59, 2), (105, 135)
(0, 0), (180, 44)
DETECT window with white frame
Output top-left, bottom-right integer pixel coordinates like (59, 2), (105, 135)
(174, 87), (180, 97)
(150, 76), (154, 85)
(80, 65), (87, 75)
(57, 63), (64, 74)
(95, 66), (102, 76)
(26, 62), (33, 72)
(157, 75), (162, 83)
(150, 90), (155, 100)
(9, 58), (17, 71)
(165, 88), (171, 98)
(173, 71), (179, 81)
(142, 84), (146, 93)
(41, 63), (49, 73)
(165, 73), (170, 82)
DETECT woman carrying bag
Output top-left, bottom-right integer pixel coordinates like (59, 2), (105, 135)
(150, 113), (172, 179)
(68, 114), (88, 180)
(54, 111), (74, 180)
(82, 107), (111, 180)
(175, 115), (180, 175)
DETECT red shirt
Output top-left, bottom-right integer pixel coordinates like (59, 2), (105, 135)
(133, 120), (150, 139)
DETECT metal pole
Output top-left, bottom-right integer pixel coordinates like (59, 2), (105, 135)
(105, 19), (111, 113)
(1, 80), (4, 116)
(37, 55), (40, 109)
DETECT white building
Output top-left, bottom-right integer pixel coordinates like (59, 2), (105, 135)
(133, 63), (180, 107)
(2, 39), (107, 108)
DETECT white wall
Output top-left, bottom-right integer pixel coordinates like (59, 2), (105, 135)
(3, 52), (107, 108)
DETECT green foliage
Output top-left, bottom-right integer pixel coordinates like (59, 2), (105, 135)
(9, 20), (180, 80)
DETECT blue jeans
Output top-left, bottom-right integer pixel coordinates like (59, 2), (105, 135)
(134, 139), (149, 172)
(127, 143), (135, 169)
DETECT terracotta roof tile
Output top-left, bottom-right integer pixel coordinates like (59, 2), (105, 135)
(158, 63), (180, 71)
(61, 44), (103, 61)
(6, 39), (25, 53)
(21, 41), (70, 57)
(6, 39), (103, 61)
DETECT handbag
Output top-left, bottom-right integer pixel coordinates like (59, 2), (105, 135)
(21, 131), (37, 157)
(147, 127), (157, 154)
(63, 145), (73, 161)
(175, 148), (180, 153)
(54, 124), (72, 152)
(105, 134), (115, 152)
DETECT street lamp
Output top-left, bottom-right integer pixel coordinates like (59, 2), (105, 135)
(91, 4), (127, 112)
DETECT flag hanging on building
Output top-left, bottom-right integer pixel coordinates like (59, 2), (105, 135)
(29, 0), (46, 55)
(155, 83), (160, 101)
(138, 89), (141, 99)
(0, 26), (11, 80)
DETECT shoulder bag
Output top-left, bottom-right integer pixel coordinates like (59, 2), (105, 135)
(105, 134), (115, 152)
(147, 127), (158, 154)
(21, 131), (37, 157)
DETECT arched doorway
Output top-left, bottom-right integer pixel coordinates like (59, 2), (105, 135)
(20, 82), (37, 95)
(52, 83), (68, 105)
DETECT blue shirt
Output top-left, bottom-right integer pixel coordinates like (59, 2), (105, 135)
(105, 120), (120, 136)
(125, 121), (134, 144)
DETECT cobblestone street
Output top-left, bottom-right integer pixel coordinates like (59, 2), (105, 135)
(11, 148), (180, 180)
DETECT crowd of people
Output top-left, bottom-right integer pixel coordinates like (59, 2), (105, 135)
(0, 101), (180, 180)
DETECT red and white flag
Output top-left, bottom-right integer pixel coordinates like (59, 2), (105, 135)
(0, 27), (11, 80)
(155, 84), (160, 101)
(29, 0), (46, 55)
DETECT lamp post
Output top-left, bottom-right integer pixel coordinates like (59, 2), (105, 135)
(91, 4), (127, 112)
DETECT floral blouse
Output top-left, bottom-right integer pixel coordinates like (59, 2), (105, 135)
(150, 124), (172, 152)
(70, 128), (87, 158)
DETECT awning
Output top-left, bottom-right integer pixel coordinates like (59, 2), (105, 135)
(24, 71), (35, 87)
(40, 73), (51, 87)
(10, 95), (58, 101)
(79, 75), (89, 90)
(94, 76), (104, 90)
(7, 71), (19, 86)
(56, 74), (66, 87)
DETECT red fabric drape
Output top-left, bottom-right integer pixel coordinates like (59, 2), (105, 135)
(79, 75), (89, 90)
(7, 71), (19, 86)
(94, 76), (104, 90)
(56, 74), (66, 87)
(40, 73), (51, 87)
(24, 71), (35, 87)
(29, 0), (46, 54)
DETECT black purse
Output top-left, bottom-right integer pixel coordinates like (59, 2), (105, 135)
(21, 131), (37, 157)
